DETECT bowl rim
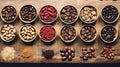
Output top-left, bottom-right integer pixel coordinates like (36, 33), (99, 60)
(1, 5), (18, 23)
(79, 25), (97, 43)
(19, 24), (37, 42)
(79, 5), (99, 24)
(39, 25), (56, 42)
(39, 5), (58, 24)
(59, 5), (78, 25)
(0, 24), (17, 42)
(100, 25), (118, 43)
(19, 5), (37, 24)
(60, 25), (77, 43)
(101, 5), (119, 24)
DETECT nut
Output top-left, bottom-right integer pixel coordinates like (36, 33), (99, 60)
(20, 24), (36, 42)
(1, 24), (16, 42)
(80, 5), (97, 23)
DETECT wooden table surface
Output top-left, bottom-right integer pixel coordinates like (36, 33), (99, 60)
(0, 0), (120, 63)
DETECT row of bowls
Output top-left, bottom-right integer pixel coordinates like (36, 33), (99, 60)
(0, 24), (118, 44)
(0, 5), (119, 24)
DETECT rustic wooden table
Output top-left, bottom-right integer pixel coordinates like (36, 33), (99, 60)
(0, 0), (120, 63)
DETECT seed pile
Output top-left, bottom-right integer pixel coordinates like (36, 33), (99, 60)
(1, 46), (16, 61)
(1, 5), (17, 22)
(80, 25), (96, 42)
(60, 5), (78, 24)
(42, 50), (54, 59)
(80, 6), (97, 23)
(40, 26), (56, 41)
(101, 26), (116, 42)
(60, 47), (75, 61)
(20, 5), (37, 21)
(80, 47), (96, 61)
(60, 25), (76, 42)
(100, 46), (116, 60)
(20, 25), (36, 42)
(102, 5), (118, 23)
(1, 24), (16, 42)
(40, 5), (57, 22)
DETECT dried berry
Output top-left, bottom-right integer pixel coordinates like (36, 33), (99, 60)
(1, 5), (17, 23)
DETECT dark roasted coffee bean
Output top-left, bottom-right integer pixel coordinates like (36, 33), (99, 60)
(102, 5), (119, 23)
(20, 5), (37, 22)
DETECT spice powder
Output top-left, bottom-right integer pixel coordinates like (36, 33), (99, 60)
(19, 47), (34, 62)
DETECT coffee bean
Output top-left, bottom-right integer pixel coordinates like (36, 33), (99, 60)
(80, 25), (96, 42)
(60, 47), (75, 61)
(101, 5), (119, 23)
(100, 46), (116, 60)
(43, 50), (54, 59)
(101, 25), (117, 43)
(60, 25), (76, 42)
(80, 47), (96, 61)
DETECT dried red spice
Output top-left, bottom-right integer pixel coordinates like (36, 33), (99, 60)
(39, 5), (57, 23)
(40, 26), (56, 41)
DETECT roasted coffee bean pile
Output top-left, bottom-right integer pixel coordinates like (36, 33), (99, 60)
(20, 5), (37, 21)
(1, 24), (16, 42)
(101, 26), (116, 42)
(42, 50), (54, 59)
(60, 5), (78, 24)
(60, 47), (75, 61)
(102, 5), (118, 23)
(80, 25), (96, 42)
(20, 25), (36, 42)
(60, 25), (76, 42)
(80, 47), (96, 61)
(1, 5), (17, 22)
(100, 46), (116, 60)
(39, 5), (57, 22)
(80, 6), (97, 23)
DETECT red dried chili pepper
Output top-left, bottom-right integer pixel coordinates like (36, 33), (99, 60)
(39, 5), (57, 22)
